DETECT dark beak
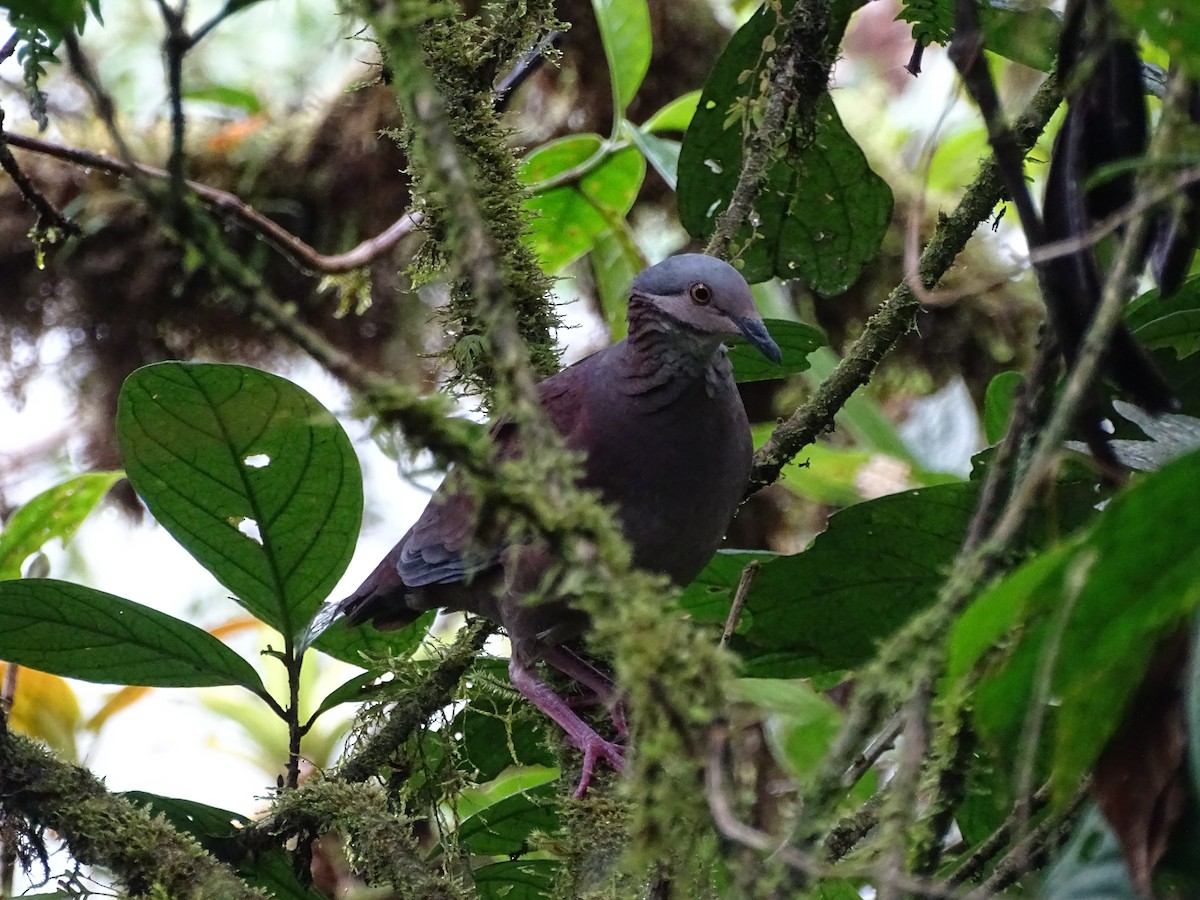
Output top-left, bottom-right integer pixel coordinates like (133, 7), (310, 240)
(733, 317), (782, 364)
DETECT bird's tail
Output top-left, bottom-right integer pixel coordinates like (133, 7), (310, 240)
(337, 543), (424, 631)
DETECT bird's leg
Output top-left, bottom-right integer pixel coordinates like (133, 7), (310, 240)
(540, 646), (628, 739)
(507, 657), (625, 797)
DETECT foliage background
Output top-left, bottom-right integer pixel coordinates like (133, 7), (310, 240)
(1, 0), (1199, 898)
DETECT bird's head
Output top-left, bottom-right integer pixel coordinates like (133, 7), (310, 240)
(629, 254), (782, 364)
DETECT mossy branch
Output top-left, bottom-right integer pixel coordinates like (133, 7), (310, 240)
(0, 731), (264, 899)
(749, 72), (1063, 492)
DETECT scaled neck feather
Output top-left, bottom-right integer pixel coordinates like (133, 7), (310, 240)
(619, 295), (733, 407)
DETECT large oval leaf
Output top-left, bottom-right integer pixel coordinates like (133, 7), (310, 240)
(0, 578), (264, 690)
(117, 363), (362, 638)
(677, 1), (890, 291)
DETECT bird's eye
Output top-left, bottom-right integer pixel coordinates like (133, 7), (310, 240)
(689, 282), (712, 305)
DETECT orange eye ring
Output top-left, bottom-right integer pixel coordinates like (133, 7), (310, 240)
(689, 282), (712, 305)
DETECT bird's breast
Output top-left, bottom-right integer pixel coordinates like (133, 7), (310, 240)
(582, 376), (751, 585)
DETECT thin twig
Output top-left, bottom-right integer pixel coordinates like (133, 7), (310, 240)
(719, 560), (759, 648)
(0, 109), (81, 236)
(1, 131), (422, 272)
(152, 0), (189, 211)
(945, 785), (1050, 888)
(841, 709), (903, 788)
(748, 72), (1063, 493)
(705, 0), (835, 258)
(0, 31), (19, 65)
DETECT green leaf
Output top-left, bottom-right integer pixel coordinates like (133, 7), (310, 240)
(0, 472), (122, 580)
(734, 678), (841, 785)
(1133, 309), (1200, 360)
(979, 1), (1061, 72)
(474, 859), (560, 899)
(0, 579), (265, 690)
(311, 670), (379, 719)
(311, 610), (434, 666)
(729, 318), (824, 382)
(983, 370), (1023, 444)
(457, 785), (559, 856)
(628, 125), (681, 190)
(521, 136), (645, 272)
(1112, 0), (1200, 78)
(4, 0), (90, 37)
(117, 362), (363, 638)
(896, 0), (953, 46)
(589, 228), (645, 337)
(950, 447), (1200, 803)
(182, 84), (262, 114)
(642, 90), (701, 133)
(592, 0), (651, 114)
(678, 3), (891, 291)
(712, 481), (1097, 678)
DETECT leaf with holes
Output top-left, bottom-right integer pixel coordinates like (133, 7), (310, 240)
(117, 363), (362, 638)
(677, 2), (889, 291)
(0, 579), (264, 690)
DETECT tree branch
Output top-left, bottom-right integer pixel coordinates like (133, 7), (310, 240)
(0, 732), (265, 899)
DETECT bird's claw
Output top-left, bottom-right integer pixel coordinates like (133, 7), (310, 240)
(573, 734), (625, 798)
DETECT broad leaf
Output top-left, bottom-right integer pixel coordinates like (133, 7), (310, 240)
(694, 481), (1097, 678)
(949, 447), (1200, 802)
(983, 371), (1023, 444)
(0, 471), (122, 580)
(592, 0), (651, 113)
(311, 610), (435, 666)
(474, 860), (560, 900)
(117, 362), (362, 638)
(457, 784), (559, 856)
(521, 135), (645, 272)
(729, 318), (824, 382)
(0, 579), (264, 691)
(678, 2), (891, 290)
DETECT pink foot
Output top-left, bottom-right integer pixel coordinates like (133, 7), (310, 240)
(573, 732), (625, 798)
(508, 657), (626, 797)
(541, 646), (628, 739)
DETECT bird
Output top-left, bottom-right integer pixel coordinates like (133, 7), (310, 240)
(335, 254), (781, 796)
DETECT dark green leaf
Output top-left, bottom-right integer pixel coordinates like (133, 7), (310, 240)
(457, 785), (559, 855)
(679, 549), (780, 627)
(312, 670), (380, 719)
(949, 447), (1200, 802)
(679, 8), (891, 292)
(1125, 276), (1200, 330)
(117, 362), (363, 638)
(592, 0), (651, 113)
(983, 370), (1023, 444)
(1190, 613), (1200, 797)
(1042, 805), (1138, 900)
(0, 472), (122, 580)
(1133, 309), (1200, 360)
(312, 610), (434, 666)
(473, 859), (560, 899)
(715, 481), (1097, 678)
(0, 579), (265, 690)
(729, 318), (824, 382)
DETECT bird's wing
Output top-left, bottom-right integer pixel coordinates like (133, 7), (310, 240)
(395, 355), (598, 587)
